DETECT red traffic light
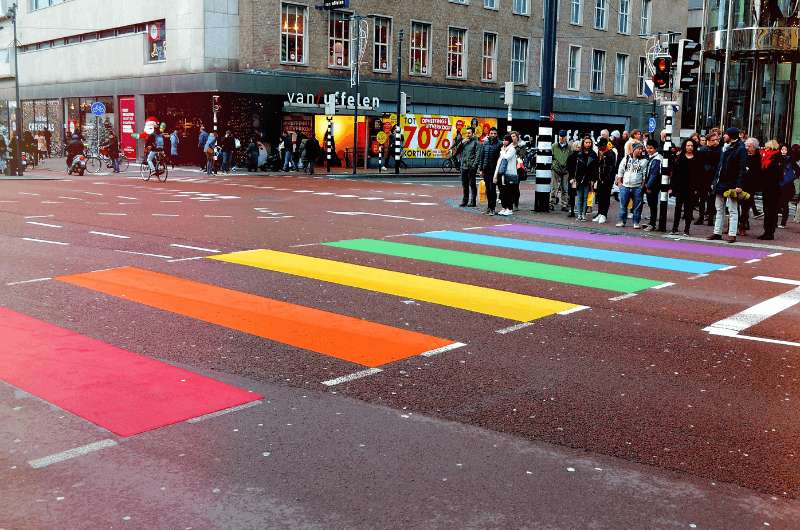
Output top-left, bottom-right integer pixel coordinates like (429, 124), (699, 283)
(652, 57), (672, 90)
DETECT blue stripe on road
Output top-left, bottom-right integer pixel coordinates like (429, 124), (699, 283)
(415, 231), (729, 274)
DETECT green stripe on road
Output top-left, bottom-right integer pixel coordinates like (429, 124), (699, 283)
(324, 239), (664, 294)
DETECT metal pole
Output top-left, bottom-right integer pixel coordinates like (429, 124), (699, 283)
(694, 0), (707, 132)
(326, 117), (333, 173)
(352, 17), (360, 176)
(395, 29), (403, 175)
(658, 104), (674, 232)
(535, 0), (558, 212)
(11, 3), (22, 175)
(719, 0), (734, 130)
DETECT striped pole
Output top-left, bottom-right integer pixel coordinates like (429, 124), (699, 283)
(394, 126), (402, 171)
(534, 125), (553, 212)
(657, 105), (674, 232)
(326, 117), (333, 173)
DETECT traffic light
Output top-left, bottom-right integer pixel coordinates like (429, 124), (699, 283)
(676, 39), (701, 90)
(652, 56), (672, 90)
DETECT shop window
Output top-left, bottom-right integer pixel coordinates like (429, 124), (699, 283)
(511, 36), (528, 85)
(146, 22), (166, 63)
(447, 28), (467, 79)
(281, 3), (307, 65)
(482, 32), (497, 82)
(373, 16), (391, 73)
(410, 21), (431, 76)
(328, 10), (351, 68)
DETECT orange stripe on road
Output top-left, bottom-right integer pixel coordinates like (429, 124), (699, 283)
(57, 267), (456, 368)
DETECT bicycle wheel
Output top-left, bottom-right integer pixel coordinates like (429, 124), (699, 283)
(157, 162), (169, 182)
(442, 158), (454, 173)
(140, 162), (151, 181)
(87, 156), (103, 174)
(119, 156), (130, 173)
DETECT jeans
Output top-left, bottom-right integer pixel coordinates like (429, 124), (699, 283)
(206, 153), (214, 175)
(574, 184), (590, 218)
(221, 151), (232, 172)
(618, 186), (643, 225)
(461, 167), (477, 205)
(112, 157), (120, 173)
(714, 194), (739, 236)
(147, 150), (157, 172)
(282, 150), (295, 171)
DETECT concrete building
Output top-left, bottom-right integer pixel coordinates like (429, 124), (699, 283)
(0, 0), (687, 167)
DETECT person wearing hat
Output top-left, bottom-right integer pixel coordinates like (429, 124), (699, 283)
(551, 130), (572, 211)
(708, 127), (747, 243)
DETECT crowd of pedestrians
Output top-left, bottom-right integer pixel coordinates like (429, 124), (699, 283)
(457, 125), (800, 243)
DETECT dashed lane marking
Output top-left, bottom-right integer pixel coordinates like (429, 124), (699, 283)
(322, 368), (384, 387)
(745, 259), (761, 264)
(114, 250), (173, 259)
(167, 256), (207, 263)
(558, 305), (591, 315)
(28, 439), (118, 469)
(6, 278), (52, 286)
(170, 244), (221, 253)
(651, 282), (676, 290)
(24, 215), (54, 219)
(186, 400), (263, 423)
(152, 214), (180, 217)
(98, 213), (127, 216)
(609, 293), (638, 302)
(753, 276), (800, 286)
(495, 322), (535, 335)
(420, 342), (467, 357)
(22, 238), (69, 246)
(26, 221), (62, 228)
(90, 231), (131, 239)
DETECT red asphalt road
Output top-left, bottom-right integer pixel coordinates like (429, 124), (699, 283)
(2, 165), (800, 525)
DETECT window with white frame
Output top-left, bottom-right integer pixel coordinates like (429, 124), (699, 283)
(32, 0), (64, 10)
(511, 37), (528, 84)
(591, 49), (606, 92)
(615, 53), (629, 95)
(594, 0), (607, 30)
(280, 3), (307, 64)
(373, 16), (392, 72)
(328, 10), (351, 68)
(513, 0), (529, 15)
(637, 56), (647, 96)
(410, 21), (432, 75)
(640, 0), (652, 34)
(568, 45), (581, 90)
(447, 28), (468, 79)
(570, 0), (582, 25)
(618, 0), (630, 34)
(484, 0), (497, 8)
(482, 32), (498, 81)
(539, 39), (558, 88)
(450, 0), (468, 4)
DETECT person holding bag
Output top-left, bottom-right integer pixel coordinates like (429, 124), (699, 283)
(493, 134), (518, 216)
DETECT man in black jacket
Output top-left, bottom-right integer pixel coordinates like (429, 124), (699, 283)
(478, 127), (500, 215)
(458, 127), (480, 207)
(708, 127), (747, 243)
(697, 129), (722, 225)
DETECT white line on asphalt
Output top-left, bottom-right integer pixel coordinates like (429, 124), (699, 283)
(494, 223), (512, 227)
(744, 259), (761, 264)
(705, 330), (800, 348)
(420, 342), (467, 357)
(665, 235), (800, 253)
(257, 216), (295, 219)
(152, 214), (179, 217)
(768, 253), (783, 258)
(651, 282), (676, 290)
(754, 276), (800, 286)
(18, 192), (39, 196)
(58, 196), (82, 201)
(293, 190), (315, 193)
(609, 293), (638, 302)
(22, 237), (69, 246)
(313, 192), (334, 195)
(322, 368), (384, 387)
(384, 199), (410, 203)
(28, 439), (118, 469)
(463, 227), (485, 231)
(24, 215), (54, 219)
(81, 191), (103, 196)
(688, 274), (709, 280)
(559, 305), (591, 315)
(115, 250), (173, 259)
(383, 234), (412, 239)
(41, 201), (63, 204)
(26, 221), (62, 228)
(719, 265), (737, 271)
(90, 231), (130, 239)
(186, 400), (263, 423)
(6, 277), (52, 286)
(204, 215), (233, 218)
(495, 322), (535, 335)
(98, 213), (127, 216)
(116, 196), (138, 200)
(289, 243), (319, 248)
(170, 244), (220, 253)
(410, 202), (437, 206)
(704, 287), (800, 334)
(167, 256), (207, 263)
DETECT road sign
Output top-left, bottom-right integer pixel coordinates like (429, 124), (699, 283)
(643, 79), (655, 98)
(648, 116), (657, 134)
(91, 102), (106, 117)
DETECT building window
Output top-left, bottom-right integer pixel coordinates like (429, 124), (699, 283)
(594, 0), (607, 30)
(591, 49), (605, 92)
(410, 22), (432, 76)
(618, 0), (630, 34)
(32, 0), (64, 10)
(447, 28), (467, 79)
(640, 0), (652, 34)
(568, 45), (581, 90)
(512, 0), (529, 15)
(570, 0), (582, 25)
(482, 32), (498, 82)
(484, 0), (498, 9)
(328, 11), (351, 68)
(145, 22), (166, 62)
(281, 3), (307, 64)
(615, 53), (629, 95)
(373, 17), (392, 72)
(539, 39), (558, 88)
(637, 56), (647, 96)
(511, 37), (528, 84)
(449, 0), (469, 3)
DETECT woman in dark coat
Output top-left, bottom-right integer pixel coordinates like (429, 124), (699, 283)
(757, 140), (784, 240)
(670, 138), (703, 235)
(570, 137), (598, 221)
(778, 144), (798, 229)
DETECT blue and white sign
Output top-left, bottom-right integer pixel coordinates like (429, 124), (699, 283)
(648, 116), (657, 134)
(643, 79), (655, 98)
(90, 102), (106, 117)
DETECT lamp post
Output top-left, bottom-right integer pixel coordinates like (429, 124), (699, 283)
(395, 29), (404, 175)
(7, 2), (22, 175)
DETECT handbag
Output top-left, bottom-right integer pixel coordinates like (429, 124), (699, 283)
(504, 171), (520, 186)
(478, 180), (487, 204)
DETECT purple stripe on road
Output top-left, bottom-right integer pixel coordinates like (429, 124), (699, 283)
(487, 224), (771, 260)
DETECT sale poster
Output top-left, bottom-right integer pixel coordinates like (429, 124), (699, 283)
(118, 96), (137, 159)
(384, 113), (497, 159)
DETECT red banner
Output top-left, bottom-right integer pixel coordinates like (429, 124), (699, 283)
(119, 96), (136, 160)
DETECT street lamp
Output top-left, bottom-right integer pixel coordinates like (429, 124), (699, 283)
(1, 2), (21, 175)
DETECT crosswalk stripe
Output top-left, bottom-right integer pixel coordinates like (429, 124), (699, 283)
(324, 239), (663, 294)
(209, 250), (578, 322)
(416, 231), (728, 275)
(57, 267), (456, 368)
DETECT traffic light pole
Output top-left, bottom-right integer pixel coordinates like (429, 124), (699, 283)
(9, 3), (22, 175)
(395, 29), (403, 175)
(535, 0), (558, 213)
(658, 103), (675, 233)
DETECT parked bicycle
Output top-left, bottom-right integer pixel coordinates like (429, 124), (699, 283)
(87, 146), (130, 174)
(441, 154), (461, 174)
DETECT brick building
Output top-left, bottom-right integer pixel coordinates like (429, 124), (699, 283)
(0, 0), (687, 167)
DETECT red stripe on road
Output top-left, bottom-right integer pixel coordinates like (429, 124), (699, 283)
(0, 308), (261, 437)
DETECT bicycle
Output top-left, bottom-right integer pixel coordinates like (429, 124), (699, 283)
(140, 150), (169, 182)
(87, 147), (130, 174)
(441, 155), (461, 174)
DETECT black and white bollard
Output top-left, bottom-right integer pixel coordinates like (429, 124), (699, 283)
(534, 125), (553, 212)
(326, 117), (333, 173)
(394, 126), (402, 174)
(657, 106), (674, 232)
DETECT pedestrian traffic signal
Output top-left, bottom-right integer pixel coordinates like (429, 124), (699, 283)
(676, 39), (701, 90)
(652, 56), (672, 90)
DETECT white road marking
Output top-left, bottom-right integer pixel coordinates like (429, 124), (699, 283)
(410, 202), (437, 206)
(327, 211), (424, 221)
(90, 231), (130, 239)
(559, 305), (591, 315)
(666, 235), (800, 253)
(58, 196), (82, 201)
(170, 244), (220, 253)
(719, 265), (737, 271)
(41, 201), (63, 204)
(384, 199), (410, 203)
(744, 259), (761, 264)
(322, 368), (383, 387)
(289, 243), (318, 248)
(6, 277), (52, 286)
(19, 192), (39, 196)
(609, 293), (638, 302)
(420, 342), (467, 357)
(115, 250), (173, 259)
(26, 221), (62, 228)
(167, 256), (206, 263)
(753, 276), (800, 286)
(463, 227), (485, 231)
(204, 215), (233, 219)
(257, 216), (295, 219)
(186, 400), (263, 423)
(651, 282), (676, 290)
(28, 439), (118, 469)
(335, 194), (359, 198)
(116, 196), (138, 200)
(22, 237), (69, 246)
(24, 215), (54, 219)
(98, 213), (127, 216)
(81, 191), (103, 196)
(705, 327), (800, 348)
(314, 192), (335, 195)
(495, 322), (535, 335)
(357, 197), (385, 201)
(704, 286), (800, 335)
(293, 190), (315, 193)
(688, 274), (709, 280)
(152, 214), (179, 217)
(767, 253), (783, 258)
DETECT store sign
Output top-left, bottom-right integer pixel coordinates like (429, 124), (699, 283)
(29, 120), (55, 132)
(286, 91), (380, 111)
(282, 114), (314, 138)
(385, 113), (497, 159)
(119, 96), (137, 159)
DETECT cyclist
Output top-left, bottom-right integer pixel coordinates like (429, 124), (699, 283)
(102, 130), (121, 173)
(146, 129), (165, 176)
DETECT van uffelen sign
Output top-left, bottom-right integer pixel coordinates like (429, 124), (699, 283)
(285, 91), (380, 112)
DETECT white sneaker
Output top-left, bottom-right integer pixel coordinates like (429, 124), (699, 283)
(633, 224), (642, 229)
(615, 221), (625, 227)
(592, 216), (600, 222)
(597, 215), (607, 224)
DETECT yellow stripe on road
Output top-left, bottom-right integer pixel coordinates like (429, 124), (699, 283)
(209, 249), (578, 322)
